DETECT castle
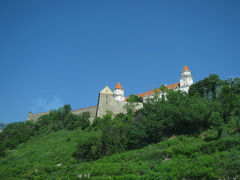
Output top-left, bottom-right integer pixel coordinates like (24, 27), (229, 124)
(27, 65), (193, 122)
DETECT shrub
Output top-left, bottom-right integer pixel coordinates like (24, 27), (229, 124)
(73, 133), (101, 161)
(0, 121), (35, 156)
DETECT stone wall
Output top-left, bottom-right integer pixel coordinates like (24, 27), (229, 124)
(27, 106), (97, 123)
(71, 106), (97, 123)
(27, 111), (49, 122)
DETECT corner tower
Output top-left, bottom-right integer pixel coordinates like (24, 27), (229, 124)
(96, 86), (114, 117)
(180, 65), (193, 87)
(113, 82), (125, 101)
(96, 85), (129, 117)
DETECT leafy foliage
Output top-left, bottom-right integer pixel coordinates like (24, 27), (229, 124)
(0, 121), (35, 157)
(189, 74), (226, 98)
(127, 94), (143, 103)
(0, 123), (5, 130)
(35, 105), (90, 132)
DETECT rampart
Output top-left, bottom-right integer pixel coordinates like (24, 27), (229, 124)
(27, 106), (97, 123)
(27, 111), (49, 122)
(71, 106), (97, 123)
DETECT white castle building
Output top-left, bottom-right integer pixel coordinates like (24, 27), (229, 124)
(121, 65), (194, 102)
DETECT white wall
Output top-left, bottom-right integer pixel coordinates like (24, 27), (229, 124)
(113, 89), (125, 101)
(113, 89), (124, 96)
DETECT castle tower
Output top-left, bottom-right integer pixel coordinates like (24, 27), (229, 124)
(96, 86), (114, 117)
(96, 85), (129, 117)
(180, 65), (193, 87)
(113, 82), (125, 101)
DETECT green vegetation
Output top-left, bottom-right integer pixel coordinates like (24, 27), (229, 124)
(188, 74), (226, 98)
(0, 123), (5, 130)
(0, 74), (240, 179)
(127, 94), (143, 103)
(0, 104), (90, 157)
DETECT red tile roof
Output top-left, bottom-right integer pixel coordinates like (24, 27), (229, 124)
(136, 90), (155, 98)
(135, 83), (180, 98)
(125, 66), (188, 99)
(115, 82), (123, 89)
(182, 65), (190, 72)
(167, 82), (180, 89)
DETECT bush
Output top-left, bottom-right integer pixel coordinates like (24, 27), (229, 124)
(0, 121), (35, 156)
(64, 112), (90, 130)
(127, 94), (143, 103)
(73, 132), (101, 161)
(36, 105), (90, 132)
(201, 129), (219, 141)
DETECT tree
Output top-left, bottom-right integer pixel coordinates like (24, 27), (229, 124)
(0, 123), (5, 130)
(0, 121), (35, 156)
(219, 85), (236, 121)
(127, 94), (143, 103)
(159, 84), (167, 92)
(78, 111), (90, 130)
(159, 84), (168, 101)
(124, 102), (137, 115)
(189, 74), (224, 99)
(63, 104), (72, 114)
(206, 74), (221, 99)
(209, 112), (224, 137)
(189, 79), (205, 97)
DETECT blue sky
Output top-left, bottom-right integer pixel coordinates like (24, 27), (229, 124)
(0, 0), (240, 124)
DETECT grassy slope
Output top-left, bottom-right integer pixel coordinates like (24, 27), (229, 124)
(0, 129), (86, 179)
(0, 129), (240, 180)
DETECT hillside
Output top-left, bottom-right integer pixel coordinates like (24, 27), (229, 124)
(0, 129), (240, 179)
(0, 75), (240, 179)
(0, 129), (84, 179)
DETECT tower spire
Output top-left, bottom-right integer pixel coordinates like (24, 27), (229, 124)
(113, 82), (125, 101)
(182, 65), (190, 72)
(180, 65), (193, 88)
(114, 82), (123, 89)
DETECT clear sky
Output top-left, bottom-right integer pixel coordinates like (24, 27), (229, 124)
(1, 0), (240, 124)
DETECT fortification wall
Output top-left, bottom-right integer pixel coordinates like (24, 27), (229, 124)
(27, 111), (49, 122)
(27, 105), (97, 123)
(71, 106), (97, 123)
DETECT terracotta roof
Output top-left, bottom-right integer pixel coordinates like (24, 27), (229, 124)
(136, 83), (180, 98)
(136, 90), (155, 98)
(182, 65), (190, 72)
(115, 82), (123, 89)
(167, 82), (180, 89)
